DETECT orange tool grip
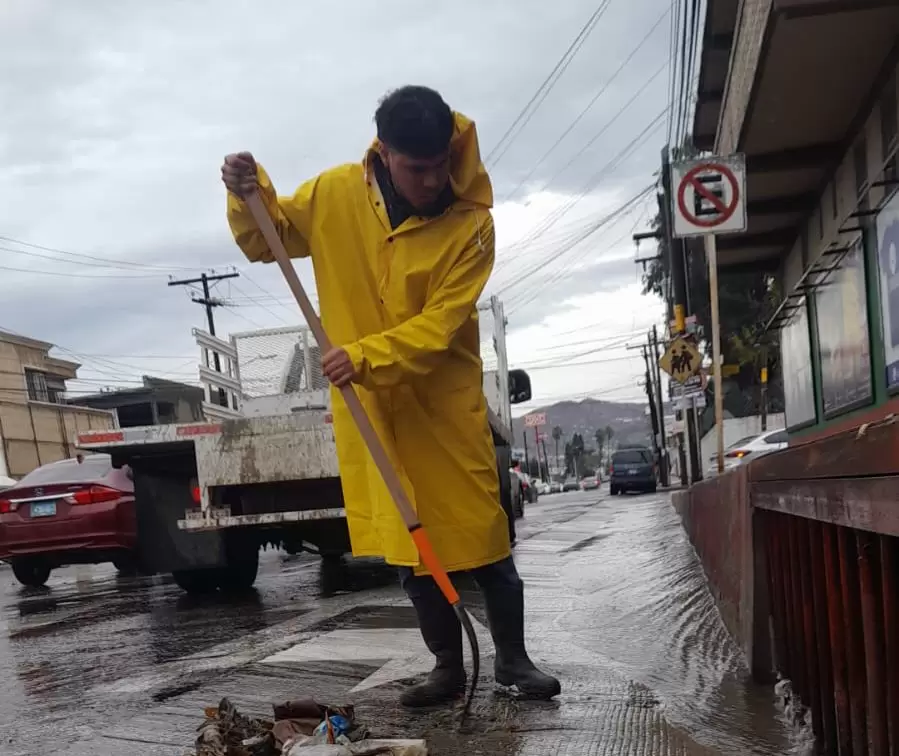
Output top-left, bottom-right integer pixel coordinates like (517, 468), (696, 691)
(411, 527), (461, 605)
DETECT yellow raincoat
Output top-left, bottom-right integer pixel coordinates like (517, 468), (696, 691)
(227, 113), (511, 573)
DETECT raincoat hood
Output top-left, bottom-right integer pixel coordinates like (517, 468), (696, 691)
(367, 111), (493, 210)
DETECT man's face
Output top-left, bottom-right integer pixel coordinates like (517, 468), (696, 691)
(379, 145), (450, 211)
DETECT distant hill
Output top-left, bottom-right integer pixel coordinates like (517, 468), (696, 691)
(512, 398), (653, 450)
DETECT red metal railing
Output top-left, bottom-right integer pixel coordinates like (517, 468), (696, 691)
(760, 509), (899, 755)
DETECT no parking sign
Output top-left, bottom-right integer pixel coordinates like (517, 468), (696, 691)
(671, 155), (747, 238)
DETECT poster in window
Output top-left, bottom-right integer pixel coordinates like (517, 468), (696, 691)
(780, 300), (815, 428)
(815, 239), (872, 414)
(876, 191), (899, 388)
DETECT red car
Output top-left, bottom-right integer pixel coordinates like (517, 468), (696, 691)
(0, 454), (137, 587)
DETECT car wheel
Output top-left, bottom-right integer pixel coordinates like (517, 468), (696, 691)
(11, 558), (51, 588)
(649, 484), (657, 494)
(113, 553), (141, 576)
(172, 568), (220, 595)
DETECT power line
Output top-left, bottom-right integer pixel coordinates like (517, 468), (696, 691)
(531, 61), (668, 205)
(509, 107), (667, 253)
(501, 5), (672, 204)
(483, 0), (611, 167)
(505, 193), (653, 313)
(492, 183), (654, 300)
(0, 234), (220, 273)
(0, 263), (161, 280)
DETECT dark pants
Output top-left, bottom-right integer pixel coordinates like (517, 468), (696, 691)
(398, 554), (525, 671)
(398, 554), (522, 604)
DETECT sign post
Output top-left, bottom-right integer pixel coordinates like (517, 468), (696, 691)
(524, 413), (547, 479)
(672, 155), (746, 475)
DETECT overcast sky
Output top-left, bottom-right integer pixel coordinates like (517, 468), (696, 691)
(0, 0), (670, 413)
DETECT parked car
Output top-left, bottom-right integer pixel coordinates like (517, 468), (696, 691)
(549, 480), (563, 494)
(562, 478), (580, 492)
(532, 479), (551, 496)
(708, 429), (789, 475)
(580, 476), (600, 491)
(0, 454), (137, 587)
(609, 446), (657, 495)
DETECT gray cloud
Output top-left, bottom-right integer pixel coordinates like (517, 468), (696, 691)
(0, 0), (670, 391)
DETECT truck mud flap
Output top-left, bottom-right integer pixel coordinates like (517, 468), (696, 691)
(134, 470), (225, 573)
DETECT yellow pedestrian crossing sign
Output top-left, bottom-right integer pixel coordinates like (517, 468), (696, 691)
(659, 336), (701, 384)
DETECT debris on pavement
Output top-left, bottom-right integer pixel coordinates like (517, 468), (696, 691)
(188, 697), (427, 756)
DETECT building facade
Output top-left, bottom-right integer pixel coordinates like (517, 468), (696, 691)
(0, 330), (115, 479)
(74, 376), (205, 428)
(693, 0), (899, 442)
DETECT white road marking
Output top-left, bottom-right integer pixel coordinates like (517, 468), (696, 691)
(262, 618), (494, 693)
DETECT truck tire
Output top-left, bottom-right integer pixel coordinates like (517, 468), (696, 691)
(172, 568), (220, 595)
(218, 540), (259, 593)
(12, 558), (51, 588)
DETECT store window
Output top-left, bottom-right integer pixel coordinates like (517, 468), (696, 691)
(876, 189), (899, 390)
(780, 300), (816, 429)
(814, 238), (872, 416)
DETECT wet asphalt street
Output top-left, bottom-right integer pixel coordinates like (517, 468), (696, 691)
(0, 489), (797, 755)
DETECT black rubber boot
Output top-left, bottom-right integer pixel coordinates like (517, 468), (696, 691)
(476, 558), (561, 699)
(399, 574), (466, 708)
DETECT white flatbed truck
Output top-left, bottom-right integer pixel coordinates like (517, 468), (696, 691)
(75, 297), (530, 594)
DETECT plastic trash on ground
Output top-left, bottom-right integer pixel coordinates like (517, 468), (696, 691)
(188, 697), (427, 756)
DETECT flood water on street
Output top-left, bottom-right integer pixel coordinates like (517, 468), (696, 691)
(0, 491), (794, 755)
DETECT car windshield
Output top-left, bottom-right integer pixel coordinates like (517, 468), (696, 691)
(16, 455), (112, 486)
(612, 449), (652, 465)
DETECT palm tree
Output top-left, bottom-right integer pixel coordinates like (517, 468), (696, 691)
(594, 428), (605, 466)
(551, 426), (563, 473)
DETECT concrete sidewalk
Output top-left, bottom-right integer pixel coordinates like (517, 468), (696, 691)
(52, 494), (790, 755)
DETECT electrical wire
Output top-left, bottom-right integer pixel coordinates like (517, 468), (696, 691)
(483, 0), (611, 167)
(508, 107), (667, 254)
(492, 182), (654, 302)
(0, 234), (223, 273)
(505, 192), (653, 313)
(501, 6), (672, 204)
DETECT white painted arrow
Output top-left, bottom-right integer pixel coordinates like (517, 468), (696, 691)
(262, 619), (494, 694)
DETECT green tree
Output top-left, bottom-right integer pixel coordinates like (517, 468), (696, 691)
(564, 433), (586, 476)
(641, 213), (783, 415)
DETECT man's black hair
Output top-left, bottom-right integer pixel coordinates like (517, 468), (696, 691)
(375, 86), (454, 159)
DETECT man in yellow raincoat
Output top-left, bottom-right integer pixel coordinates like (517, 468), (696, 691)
(222, 86), (560, 707)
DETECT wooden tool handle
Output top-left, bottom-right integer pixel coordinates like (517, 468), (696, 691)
(242, 192), (460, 604)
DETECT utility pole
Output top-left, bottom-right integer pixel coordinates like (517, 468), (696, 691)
(641, 344), (661, 466)
(169, 270), (240, 406)
(650, 325), (669, 486)
(541, 437), (550, 481)
(523, 431), (531, 477)
(659, 148), (702, 484)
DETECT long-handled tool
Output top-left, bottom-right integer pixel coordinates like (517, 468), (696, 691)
(243, 192), (480, 718)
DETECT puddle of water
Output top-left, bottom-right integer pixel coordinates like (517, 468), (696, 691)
(544, 497), (792, 755)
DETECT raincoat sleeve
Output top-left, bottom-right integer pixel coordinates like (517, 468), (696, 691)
(344, 214), (495, 389)
(227, 164), (319, 262)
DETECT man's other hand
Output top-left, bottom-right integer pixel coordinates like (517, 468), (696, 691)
(221, 152), (258, 199)
(322, 347), (357, 388)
